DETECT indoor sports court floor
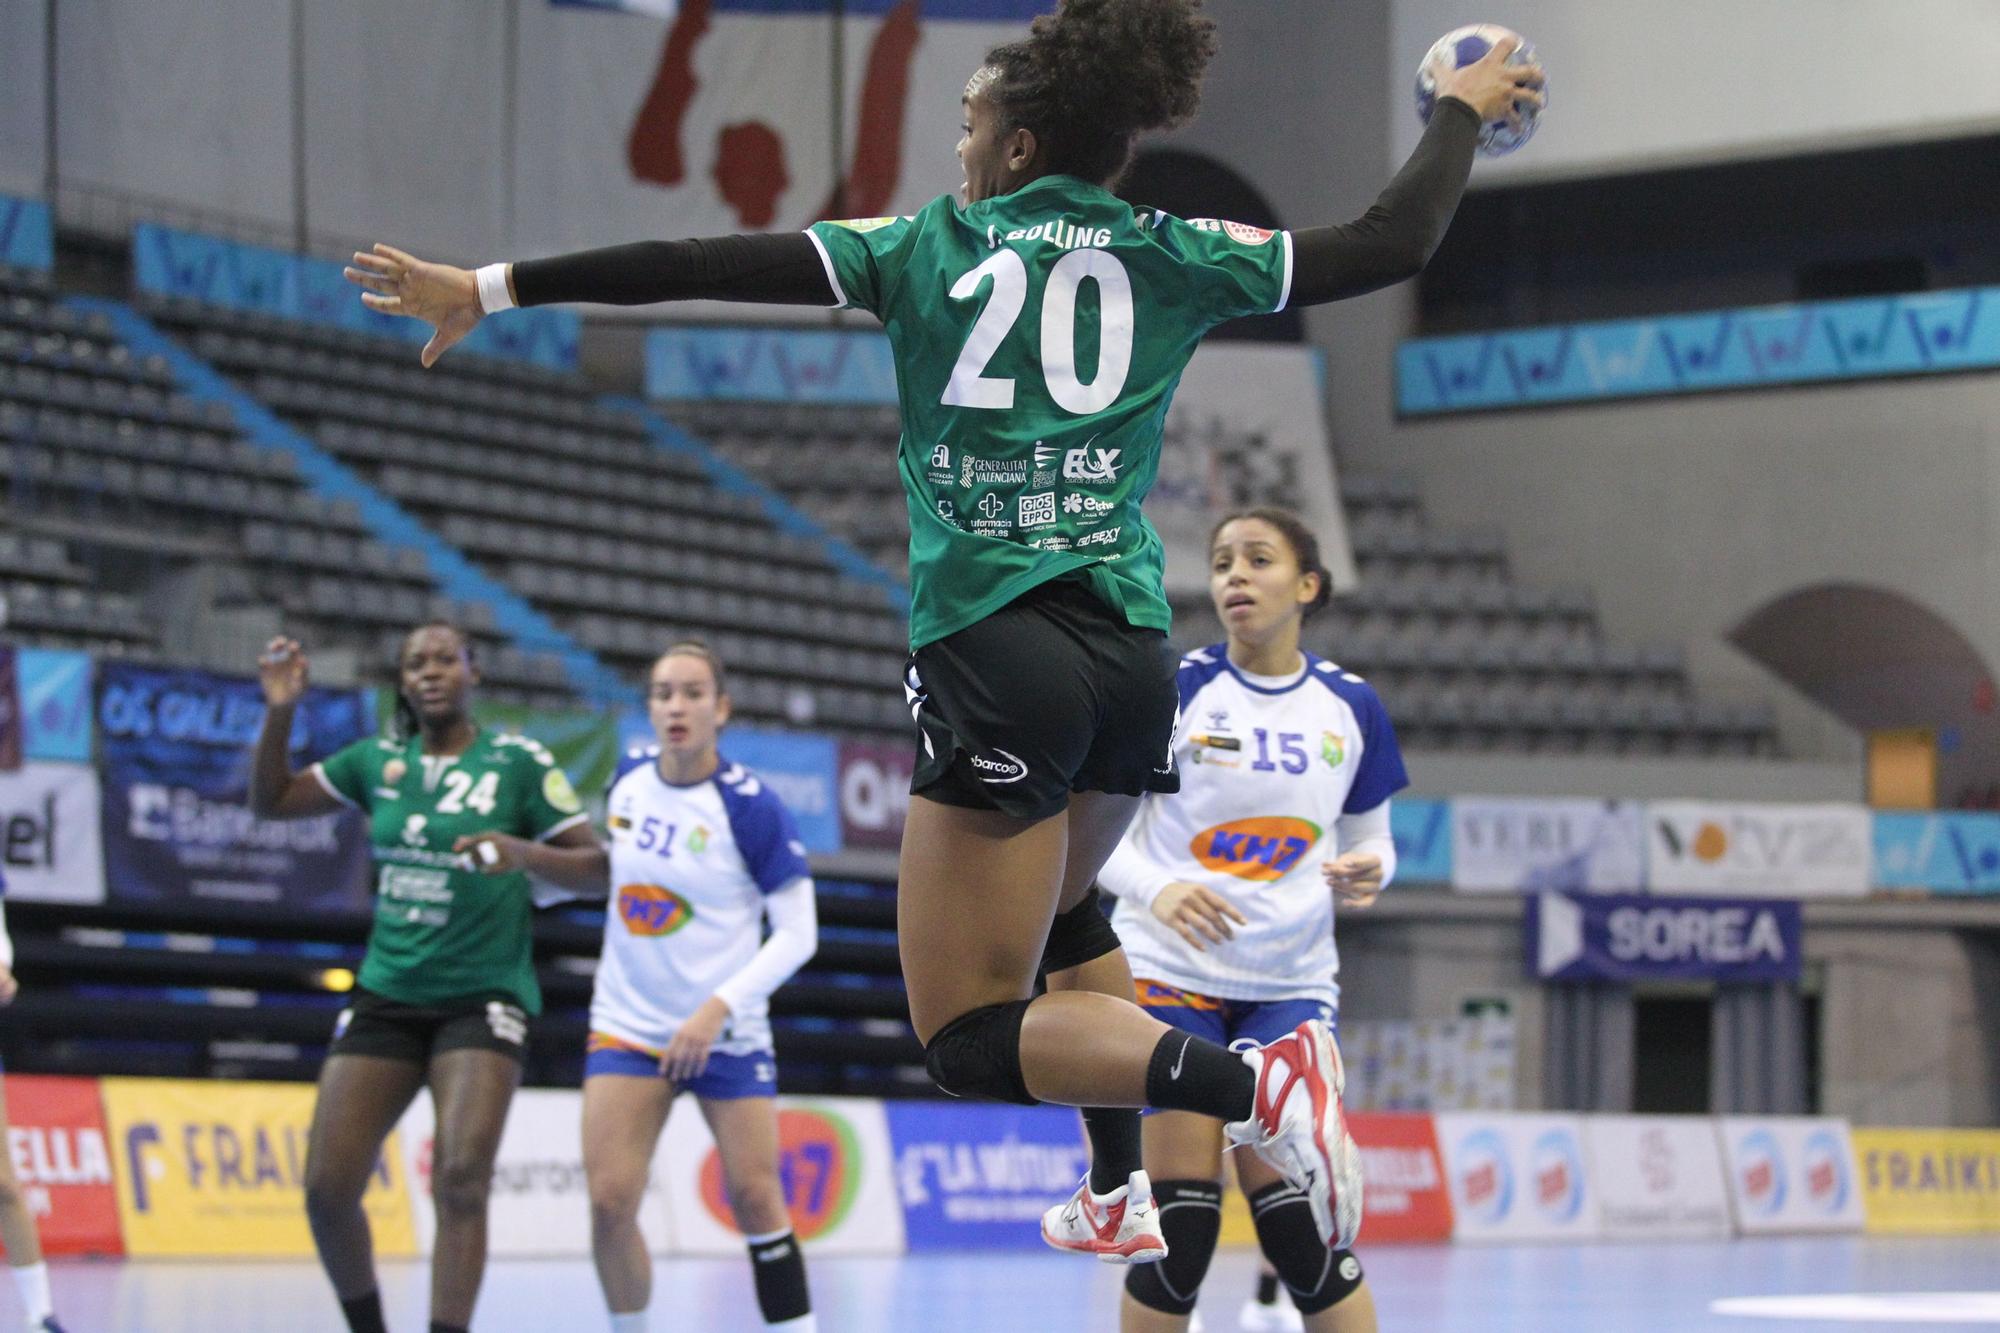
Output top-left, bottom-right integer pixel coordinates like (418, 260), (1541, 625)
(35, 1237), (2000, 1331)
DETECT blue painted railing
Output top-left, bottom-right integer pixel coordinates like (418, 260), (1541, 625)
(0, 195), (53, 270)
(645, 325), (899, 404)
(131, 223), (580, 373)
(1398, 286), (2000, 414)
(77, 297), (629, 702)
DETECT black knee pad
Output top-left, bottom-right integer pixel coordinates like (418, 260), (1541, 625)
(1248, 1181), (1366, 1315)
(923, 1000), (1038, 1105)
(1040, 886), (1124, 975)
(1123, 1179), (1222, 1316)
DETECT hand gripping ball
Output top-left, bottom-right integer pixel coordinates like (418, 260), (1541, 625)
(1415, 23), (1543, 157)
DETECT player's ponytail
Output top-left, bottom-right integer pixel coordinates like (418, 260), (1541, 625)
(1211, 507), (1335, 620)
(982, 0), (1216, 187)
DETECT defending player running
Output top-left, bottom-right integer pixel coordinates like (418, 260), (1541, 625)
(577, 644), (820, 1333)
(249, 624), (602, 1333)
(344, 0), (1539, 1258)
(1081, 510), (1400, 1333)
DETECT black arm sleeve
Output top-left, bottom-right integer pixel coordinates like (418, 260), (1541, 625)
(1288, 98), (1482, 308)
(509, 231), (836, 309)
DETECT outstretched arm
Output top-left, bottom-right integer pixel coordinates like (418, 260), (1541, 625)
(344, 233), (833, 367)
(1289, 36), (1544, 307)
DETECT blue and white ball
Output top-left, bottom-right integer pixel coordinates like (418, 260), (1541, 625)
(1414, 24), (1543, 157)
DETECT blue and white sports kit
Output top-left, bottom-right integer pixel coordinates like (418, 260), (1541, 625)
(586, 749), (816, 1097)
(1098, 646), (1407, 1042)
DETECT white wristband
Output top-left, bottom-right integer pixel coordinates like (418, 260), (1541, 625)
(475, 263), (515, 315)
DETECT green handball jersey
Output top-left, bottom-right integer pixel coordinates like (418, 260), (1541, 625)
(808, 175), (1293, 649)
(312, 730), (589, 1013)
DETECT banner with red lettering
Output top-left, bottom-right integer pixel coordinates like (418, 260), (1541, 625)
(2, 1076), (121, 1256)
(1351, 1113), (1455, 1244)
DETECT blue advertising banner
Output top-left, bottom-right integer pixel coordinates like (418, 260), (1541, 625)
(132, 224), (580, 373)
(1399, 285), (2000, 415)
(1392, 797), (1452, 884)
(0, 196), (53, 271)
(17, 648), (92, 762)
(1527, 891), (1802, 984)
(616, 712), (842, 854)
(646, 327), (899, 404)
(884, 1102), (1087, 1250)
(1872, 812), (2000, 895)
(97, 663), (374, 912)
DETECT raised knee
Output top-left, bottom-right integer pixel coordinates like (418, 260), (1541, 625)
(922, 1000), (1037, 1105)
(430, 1157), (493, 1217)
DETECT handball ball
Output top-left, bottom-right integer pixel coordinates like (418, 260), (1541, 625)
(1415, 24), (1542, 157)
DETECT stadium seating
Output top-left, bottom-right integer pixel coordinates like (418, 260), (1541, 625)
(146, 297), (915, 738)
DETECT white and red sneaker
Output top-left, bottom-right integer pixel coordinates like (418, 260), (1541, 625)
(1225, 1020), (1363, 1250)
(1040, 1168), (1169, 1264)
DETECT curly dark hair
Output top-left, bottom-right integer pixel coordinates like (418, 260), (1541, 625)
(1210, 507), (1335, 619)
(980, 0), (1217, 187)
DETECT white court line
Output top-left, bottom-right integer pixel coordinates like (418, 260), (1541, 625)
(1712, 1293), (2000, 1323)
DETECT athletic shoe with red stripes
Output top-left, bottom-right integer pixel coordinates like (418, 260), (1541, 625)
(1225, 1020), (1363, 1250)
(1040, 1168), (1169, 1263)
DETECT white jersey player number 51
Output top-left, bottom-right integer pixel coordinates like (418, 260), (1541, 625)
(942, 249), (1135, 414)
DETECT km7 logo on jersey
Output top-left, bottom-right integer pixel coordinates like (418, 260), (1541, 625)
(1191, 817), (1322, 881)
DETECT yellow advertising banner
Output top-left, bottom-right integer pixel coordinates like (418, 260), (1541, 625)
(99, 1078), (416, 1258)
(1852, 1128), (2000, 1234)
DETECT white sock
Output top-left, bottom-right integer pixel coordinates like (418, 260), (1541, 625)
(10, 1261), (51, 1321)
(610, 1312), (647, 1333)
(767, 1316), (817, 1333)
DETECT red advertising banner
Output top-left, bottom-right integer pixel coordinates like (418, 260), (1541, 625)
(3, 1076), (122, 1257)
(1352, 1112), (1455, 1244)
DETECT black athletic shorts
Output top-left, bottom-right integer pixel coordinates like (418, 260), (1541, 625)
(326, 987), (532, 1065)
(906, 575), (1181, 822)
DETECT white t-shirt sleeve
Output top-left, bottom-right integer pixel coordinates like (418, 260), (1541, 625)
(1333, 799), (1397, 888)
(712, 876), (818, 1017)
(1095, 820), (1179, 911)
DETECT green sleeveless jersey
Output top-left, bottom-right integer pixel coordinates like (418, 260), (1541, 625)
(313, 729), (589, 1013)
(809, 176), (1293, 649)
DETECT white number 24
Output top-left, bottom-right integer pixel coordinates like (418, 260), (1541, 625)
(941, 248), (1134, 414)
(436, 769), (500, 816)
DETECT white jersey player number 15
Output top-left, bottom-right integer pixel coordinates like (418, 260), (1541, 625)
(943, 249), (1136, 413)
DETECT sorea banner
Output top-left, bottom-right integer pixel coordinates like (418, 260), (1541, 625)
(95, 663), (373, 912)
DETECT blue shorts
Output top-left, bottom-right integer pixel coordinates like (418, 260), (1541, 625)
(1135, 979), (1336, 1050)
(584, 1033), (778, 1100)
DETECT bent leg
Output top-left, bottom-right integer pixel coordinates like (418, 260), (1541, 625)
(425, 1048), (521, 1328)
(900, 794), (1254, 1115)
(701, 1096), (812, 1327)
(1122, 1112), (1228, 1333)
(583, 1073), (674, 1316)
(303, 1055), (426, 1302)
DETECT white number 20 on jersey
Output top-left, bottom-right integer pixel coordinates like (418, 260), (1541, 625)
(942, 249), (1135, 414)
